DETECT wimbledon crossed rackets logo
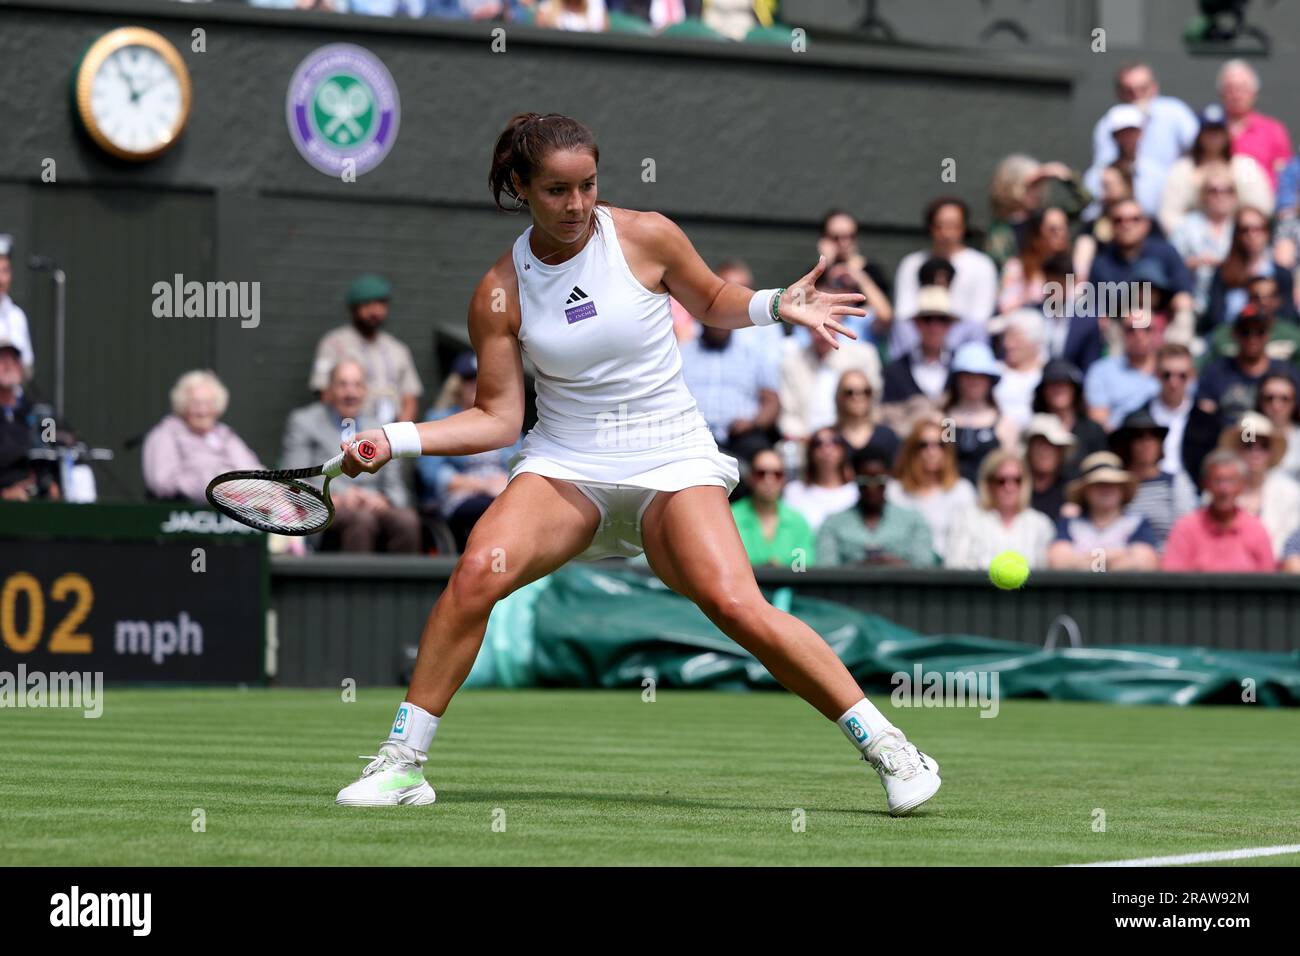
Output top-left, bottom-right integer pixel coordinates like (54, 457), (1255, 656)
(315, 77), (373, 147)
(286, 44), (399, 177)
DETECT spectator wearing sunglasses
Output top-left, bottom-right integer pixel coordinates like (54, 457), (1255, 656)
(885, 416), (976, 562)
(1203, 275), (1300, 364)
(1218, 411), (1300, 559)
(813, 210), (893, 345)
(1087, 198), (1196, 342)
(1169, 168), (1240, 316)
(781, 427), (859, 533)
(1195, 304), (1300, 427)
(817, 447), (934, 568)
(1203, 206), (1295, 330)
(944, 450), (1055, 570)
(731, 447), (818, 570)
(833, 370), (899, 466)
(1084, 308), (1161, 431)
(1254, 372), (1300, 481)
(882, 286), (959, 406)
(1159, 104), (1274, 237)
(1139, 343), (1204, 480)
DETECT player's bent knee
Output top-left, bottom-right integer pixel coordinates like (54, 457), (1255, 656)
(447, 548), (519, 611)
(696, 587), (762, 634)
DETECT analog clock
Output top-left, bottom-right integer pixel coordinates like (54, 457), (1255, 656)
(73, 27), (192, 162)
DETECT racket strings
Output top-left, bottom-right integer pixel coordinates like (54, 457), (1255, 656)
(209, 477), (330, 533)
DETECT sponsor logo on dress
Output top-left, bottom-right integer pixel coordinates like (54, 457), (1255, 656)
(564, 286), (597, 324)
(286, 44), (400, 178)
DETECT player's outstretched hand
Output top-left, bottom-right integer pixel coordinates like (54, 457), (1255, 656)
(780, 255), (868, 349)
(340, 429), (391, 477)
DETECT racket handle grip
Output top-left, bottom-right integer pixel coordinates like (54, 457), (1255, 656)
(322, 441), (378, 479)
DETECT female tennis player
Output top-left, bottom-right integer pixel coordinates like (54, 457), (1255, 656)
(333, 113), (940, 816)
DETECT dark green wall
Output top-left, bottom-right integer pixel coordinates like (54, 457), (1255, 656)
(271, 557), (1300, 686)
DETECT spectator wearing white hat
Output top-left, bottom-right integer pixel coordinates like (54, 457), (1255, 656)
(0, 235), (33, 378)
(1084, 103), (1168, 219)
(1090, 63), (1199, 188)
(1022, 413), (1077, 522)
(881, 286), (958, 407)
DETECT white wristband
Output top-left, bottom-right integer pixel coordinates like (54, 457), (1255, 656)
(749, 288), (780, 327)
(381, 421), (422, 459)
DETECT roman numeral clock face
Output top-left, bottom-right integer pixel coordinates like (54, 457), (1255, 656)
(74, 28), (192, 162)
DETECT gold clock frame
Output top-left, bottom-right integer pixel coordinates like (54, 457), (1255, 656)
(74, 27), (193, 162)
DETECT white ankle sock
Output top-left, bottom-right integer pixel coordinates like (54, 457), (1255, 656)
(836, 697), (896, 754)
(388, 701), (439, 757)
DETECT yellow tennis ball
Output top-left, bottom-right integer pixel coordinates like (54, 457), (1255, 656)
(989, 550), (1030, 590)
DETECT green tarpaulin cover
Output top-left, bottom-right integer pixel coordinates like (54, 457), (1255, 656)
(466, 565), (1300, 707)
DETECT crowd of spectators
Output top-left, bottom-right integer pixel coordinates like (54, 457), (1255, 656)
(6, 58), (1300, 575)
(712, 59), (1300, 575)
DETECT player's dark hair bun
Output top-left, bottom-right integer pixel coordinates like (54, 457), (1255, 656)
(489, 113), (600, 212)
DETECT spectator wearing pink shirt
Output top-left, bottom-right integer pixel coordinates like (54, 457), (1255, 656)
(143, 370), (262, 502)
(1217, 60), (1293, 189)
(1162, 450), (1276, 572)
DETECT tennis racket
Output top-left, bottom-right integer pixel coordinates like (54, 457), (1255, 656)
(205, 440), (377, 535)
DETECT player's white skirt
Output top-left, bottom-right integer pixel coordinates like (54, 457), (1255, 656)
(506, 420), (740, 560)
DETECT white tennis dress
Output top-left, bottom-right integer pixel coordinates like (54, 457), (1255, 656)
(507, 204), (740, 559)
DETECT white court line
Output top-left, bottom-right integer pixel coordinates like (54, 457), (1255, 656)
(1063, 844), (1300, 867)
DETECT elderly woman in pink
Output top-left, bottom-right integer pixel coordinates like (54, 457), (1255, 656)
(143, 370), (262, 502)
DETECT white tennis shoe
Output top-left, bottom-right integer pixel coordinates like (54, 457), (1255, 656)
(865, 731), (941, 816)
(335, 742), (436, 807)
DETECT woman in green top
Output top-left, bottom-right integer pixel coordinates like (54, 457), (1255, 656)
(730, 447), (817, 569)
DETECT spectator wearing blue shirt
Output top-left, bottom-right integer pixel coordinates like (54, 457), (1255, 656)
(679, 323), (779, 462)
(1047, 451), (1160, 570)
(1090, 63), (1198, 185)
(415, 351), (523, 553)
(1088, 198), (1197, 344)
(1084, 309), (1160, 431)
